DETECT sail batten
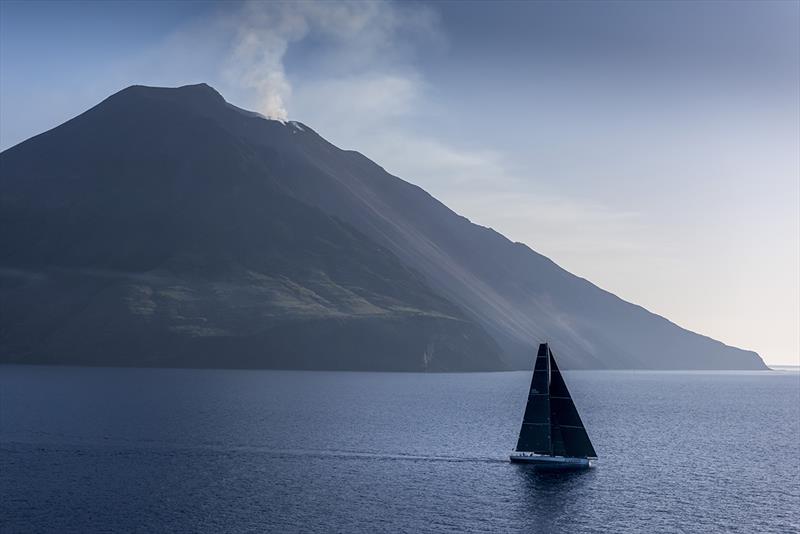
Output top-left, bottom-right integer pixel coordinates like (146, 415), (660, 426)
(514, 343), (597, 460)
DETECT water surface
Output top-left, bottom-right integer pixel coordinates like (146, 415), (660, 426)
(1, 366), (798, 532)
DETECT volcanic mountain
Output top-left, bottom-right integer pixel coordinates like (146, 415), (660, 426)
(0, 84), (766, 370)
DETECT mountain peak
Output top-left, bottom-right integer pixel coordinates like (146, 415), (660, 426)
(104, 83), (303, 128)
(173, 82), (225, 101)
(109, 83), (227, 110)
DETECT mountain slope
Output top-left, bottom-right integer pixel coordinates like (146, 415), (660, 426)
(0, 84), (766, 369)
(0, 84), (503, 371)
(279, 142), (767, 369)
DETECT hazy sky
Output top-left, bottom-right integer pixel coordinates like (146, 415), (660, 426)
(1, 0), (798, 365)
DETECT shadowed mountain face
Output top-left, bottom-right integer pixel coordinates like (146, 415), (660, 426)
(0, 84), (766, 370)
(0, 85), (501, 371)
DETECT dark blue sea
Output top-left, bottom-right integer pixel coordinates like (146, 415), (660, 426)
(1, 366), (798, 533)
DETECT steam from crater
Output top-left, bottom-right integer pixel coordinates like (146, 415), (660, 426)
(223, 0), (440, 121)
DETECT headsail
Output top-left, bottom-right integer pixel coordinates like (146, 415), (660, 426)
(514, 343), (597, 459)
(548, 348), (597, 458)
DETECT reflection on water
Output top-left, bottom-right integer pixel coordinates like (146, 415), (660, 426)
(513, 464), (596, 530)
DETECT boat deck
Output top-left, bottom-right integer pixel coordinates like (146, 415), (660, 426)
(509, 451), (594, 469)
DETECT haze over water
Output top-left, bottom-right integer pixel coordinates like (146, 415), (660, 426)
(2, 365), (798, 533)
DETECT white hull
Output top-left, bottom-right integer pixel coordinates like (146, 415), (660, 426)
(509, 451), (594, 469)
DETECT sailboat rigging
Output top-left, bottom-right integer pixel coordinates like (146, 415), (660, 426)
(510, 342), (597, 468)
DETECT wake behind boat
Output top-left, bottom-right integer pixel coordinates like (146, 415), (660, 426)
(510, 343), (597, 468)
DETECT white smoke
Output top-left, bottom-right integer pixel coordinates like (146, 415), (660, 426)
(222, 0), (440, 121)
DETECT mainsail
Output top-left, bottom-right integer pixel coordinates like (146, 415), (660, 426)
(515, 343), (597, 459)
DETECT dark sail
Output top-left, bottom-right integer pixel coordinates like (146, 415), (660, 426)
(515, 343), (552, 454)
(514, 343), (597, 459)
(548, 347), (597, 458)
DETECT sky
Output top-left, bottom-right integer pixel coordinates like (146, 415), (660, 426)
(1, 0), (798, 365)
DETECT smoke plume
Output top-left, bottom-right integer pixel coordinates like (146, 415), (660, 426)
(223, 0), (440, 120)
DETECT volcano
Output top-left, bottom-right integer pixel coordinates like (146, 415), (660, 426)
(0, 84), (766, 370)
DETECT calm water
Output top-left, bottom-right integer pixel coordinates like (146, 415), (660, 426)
(1, 366), (798, 533)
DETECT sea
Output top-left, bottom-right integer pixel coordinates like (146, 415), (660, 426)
(1, 365), (798, 533)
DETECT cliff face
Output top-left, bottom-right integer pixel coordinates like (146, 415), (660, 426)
(0, 84), (766, 370)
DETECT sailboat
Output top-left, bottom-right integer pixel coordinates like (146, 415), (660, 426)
(510, 342), (597, 468)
